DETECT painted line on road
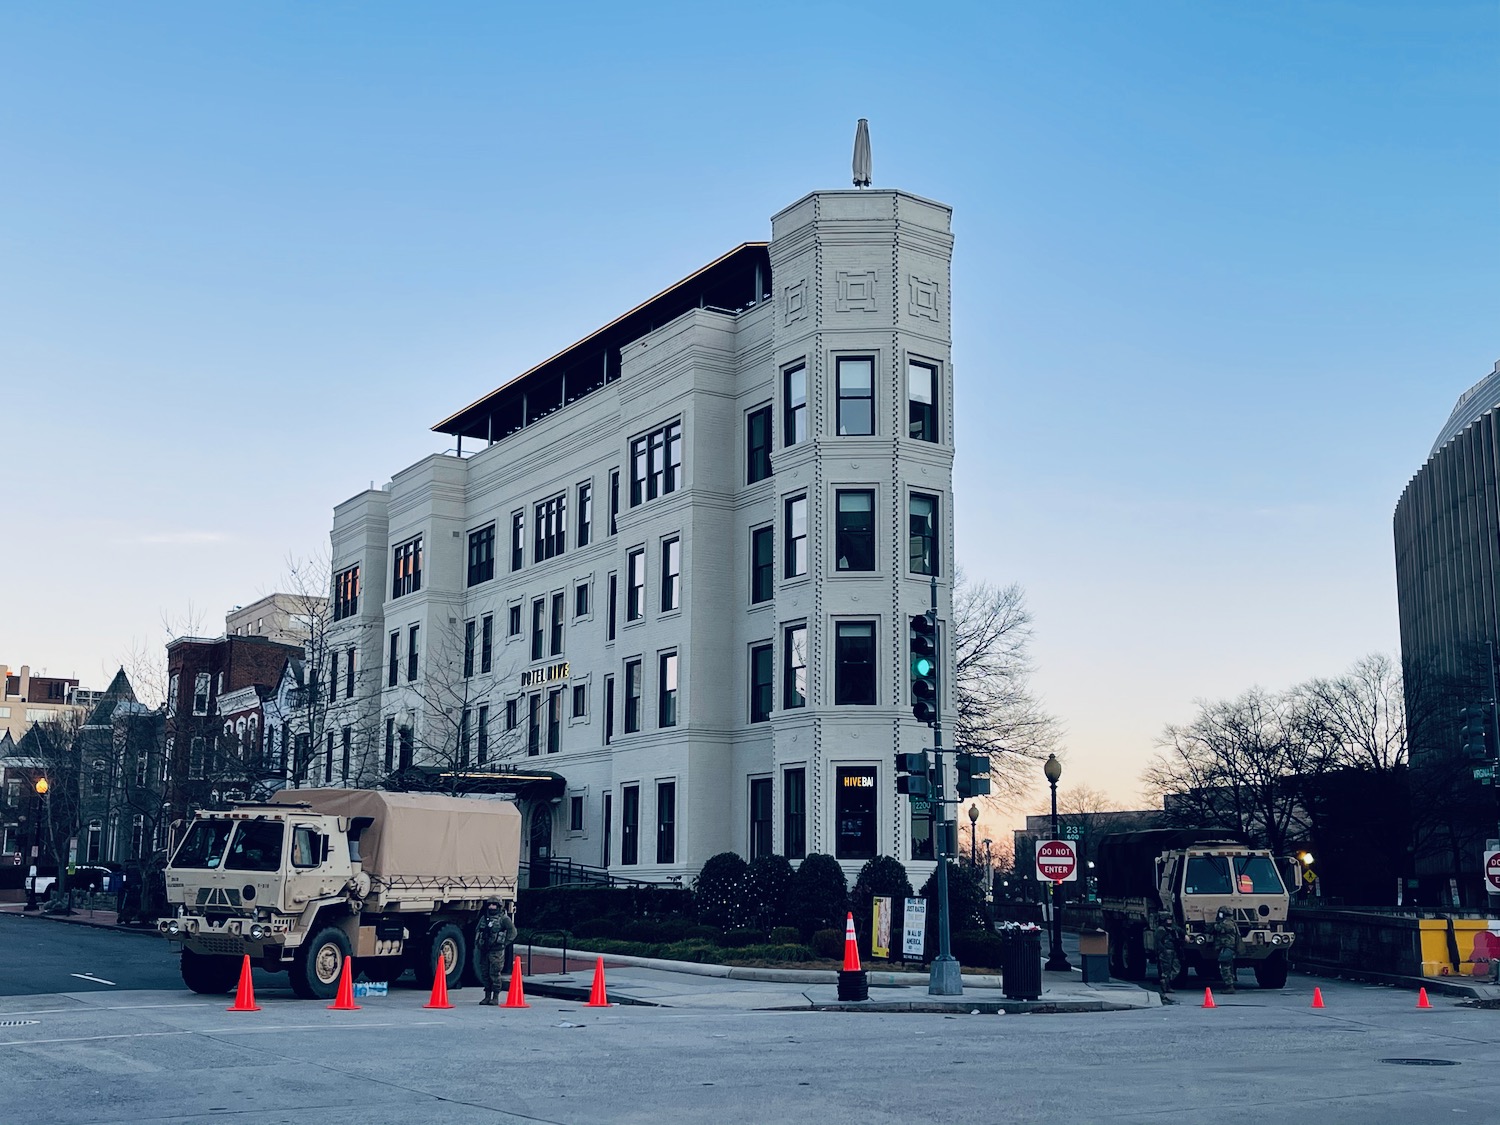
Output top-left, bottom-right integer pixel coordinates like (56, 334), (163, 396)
(0, 1020), (447, 1048)
(70, 973), (116, 986)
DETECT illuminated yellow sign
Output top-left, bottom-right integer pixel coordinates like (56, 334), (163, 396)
(520, 662), (570, 688)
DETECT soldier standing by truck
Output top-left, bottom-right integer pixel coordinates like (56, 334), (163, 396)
(1214, 907), (1240, 992)
(475, 899), (517, 1005)
(1153, 913), (1181, 999)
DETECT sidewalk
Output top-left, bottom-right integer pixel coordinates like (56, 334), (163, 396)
(0, 901), (148, 933)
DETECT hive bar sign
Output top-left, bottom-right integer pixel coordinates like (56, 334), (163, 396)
(520, 662), (570, 688)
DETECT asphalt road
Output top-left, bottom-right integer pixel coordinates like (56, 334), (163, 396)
(0, 914), (189, 996)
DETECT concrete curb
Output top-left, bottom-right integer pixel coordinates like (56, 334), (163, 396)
(0, 905), (156, 936)
(1294, 958), (1500, 1000)
(523, 945), (1001, 988)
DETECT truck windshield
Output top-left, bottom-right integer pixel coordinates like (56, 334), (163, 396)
(171, 820), (233, 870)
(225, 821), (285, 872)
(1183, 855), (1233, 895)
(1233, 855), (1285, 894)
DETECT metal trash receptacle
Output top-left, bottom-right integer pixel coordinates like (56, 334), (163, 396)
(1079, 928), (1110, 983)
(1003, 927), (1043, 1000)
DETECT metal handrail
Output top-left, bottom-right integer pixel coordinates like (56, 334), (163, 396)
(523, 929), (572, 976)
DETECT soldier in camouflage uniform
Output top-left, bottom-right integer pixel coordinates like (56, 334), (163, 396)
(474, 900), (517, 1005)
(1153, 913), (1182, 998)
(1213, 907), (1240, 993)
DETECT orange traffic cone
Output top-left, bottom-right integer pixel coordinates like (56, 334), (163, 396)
(227, 954), (260, 1012)
(842, 911), (861, 972)
(503, 955), (529, 1008)
(587, 956), (610, 1007)
(423, 954), (453, 1010)
(1201, 987), (1216, 1008)
(328, 955), (360, 1010)
(1417, 987), (1433, 1009)
(1311, 987), (1325, 1009)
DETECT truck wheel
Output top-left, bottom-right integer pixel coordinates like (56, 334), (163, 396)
(180, 949), (240, 995)
(1253, 952), (1289, 989)
(292, 926), (351, 1000)
(1123, 929), (1148, 981)
(426, 923), (467, 990)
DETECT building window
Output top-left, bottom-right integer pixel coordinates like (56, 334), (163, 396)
(607, 573), (618, 641)
(908, 359), (938, 442)
(750, 643), (773, 724)
(784, 363), (807, 446)
(384, 717), (395, 773)
(628, 420), (683, 506)
(341, 726), (352, 782)
(656, 781), (676, 864)
(193, 673), (210, 715)
(835, 766), (878, 860)
(621, 785), (639, 865)
(392, 537), (422, 598)
(329, 650), (339, 702)
(747, 405), (773, 483)
(398, 725), (413, 770)
(407, 625), (420, 682)
(836, 356), (874, 436)
(577, 482), (593, 547)
(603, 793), (612, 866)
(468, 524), (496, 586)
(388, 632), (399, 687)
(464, 619), (476, 678)
(575, 582), (590, 618)
(749, 778), (773, 860)
(658, 652), (678, 728)
(534, 495), (566, 562)
(345, 646), (356, 699)
(624, 660), (642, 734)
(550, 592), (565, 656)
(750, 526), (774, 604)
(909, 493), (939, 576)
(835, 621), (876, 705)
(627, 549), (645, 621)
(130, 814), (145, 859)
(835, 489), (876, 571)
(478, 702), (494, 761)
(511, 511), (525, 571)
(333, 565), (360, 621)
(506, 698), (518, 732)
(324, 731), (335, 784)
(168, 673), (179, 715)
(91, 761), (105, 798)
(547, 689), (563, 753)
(784, 768), (806, 860)
(459, 708), (472, 768)
(531, 599), (545, 662)
(784, 496), (807, 578)
(86, 821), (101, 863)
(572, 683), (587, 718)
(783, 624), (807, 709)
(604, 675), (615, 744)
(569, 795), (585, 833)
(609, 469), (620, 535)
(660, 537), (680, 612)
(481, 614), (493, 673)
(527, 694), (541, 756)
(508, 604), (521, 637)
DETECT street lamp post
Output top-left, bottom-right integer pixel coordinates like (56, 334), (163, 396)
(1043, 754), (1071, 972)
(968, 803), (978, 867)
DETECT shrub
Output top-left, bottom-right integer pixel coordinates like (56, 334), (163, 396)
(950, 930), (1007, 971)
(721, 928), (764, 948)
(786, 853), (848, 939)
(810, 928), (844, 960)
(851, 856), (913, 950)
(693, 852), (752, 930)
(918, 862), (991, 958)
(746, 854), (795, 930)
(768, 926), (799, 945)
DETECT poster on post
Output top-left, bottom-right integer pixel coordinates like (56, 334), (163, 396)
(903, 897), (927, 959)
(871, 896), (893, 959)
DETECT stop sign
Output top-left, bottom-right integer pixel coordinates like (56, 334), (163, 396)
(1484, 850), (1500, 895)
(1035, 839), (1079, 883)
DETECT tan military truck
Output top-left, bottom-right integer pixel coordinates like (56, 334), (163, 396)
(158, 789), (521, 999)
(1096, 829), (1296, 989)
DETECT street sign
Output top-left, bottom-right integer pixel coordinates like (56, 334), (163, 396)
(1063, 825), (1082, 841)
(1474, 766), (1494, 783)
(1485, 850), (1500, 895)
(1035, 839), (1079, 883)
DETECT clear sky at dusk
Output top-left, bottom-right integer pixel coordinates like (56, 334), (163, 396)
(2, 2), (1495, 813)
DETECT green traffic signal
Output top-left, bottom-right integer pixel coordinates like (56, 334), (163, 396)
(909, 613), (938, 724)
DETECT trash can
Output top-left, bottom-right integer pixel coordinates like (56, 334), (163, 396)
(1079, 928), (1110, 983)
(1003, 926), (1043, 1001)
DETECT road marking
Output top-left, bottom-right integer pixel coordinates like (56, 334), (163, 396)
(70, 973), (117, 986)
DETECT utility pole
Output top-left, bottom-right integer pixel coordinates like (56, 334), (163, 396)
(926, 570), (961, 996)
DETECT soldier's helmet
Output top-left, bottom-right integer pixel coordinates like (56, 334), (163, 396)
(1216, 907), (1229, 921)
(485, 899), (502, 912)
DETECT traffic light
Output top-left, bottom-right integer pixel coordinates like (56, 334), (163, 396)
(895, 751), (931, 797)
(955, 751), (991, 799)
(910, 612), (938, 724)
(1460, 704), (1493, 759)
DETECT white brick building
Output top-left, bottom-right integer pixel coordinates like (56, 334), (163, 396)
(325, 186), (956, 883)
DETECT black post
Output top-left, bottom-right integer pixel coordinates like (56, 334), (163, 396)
(928, 570), (961, 996)
(1045, 761), (1070, 972)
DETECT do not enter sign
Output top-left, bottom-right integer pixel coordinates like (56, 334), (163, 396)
(1484, 850), (1500, 895)
(1035, 839), (1079, 883)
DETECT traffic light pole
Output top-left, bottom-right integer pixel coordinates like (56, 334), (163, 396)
(927, 570), (962, 997)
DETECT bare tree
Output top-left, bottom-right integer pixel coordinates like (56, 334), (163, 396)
(951, 573), (1061, 800)
(1299, 653), (1407, 774)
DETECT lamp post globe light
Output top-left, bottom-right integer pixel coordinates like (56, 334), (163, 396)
(968, 802), (979, 866)
(1043, 754), (1071, 972)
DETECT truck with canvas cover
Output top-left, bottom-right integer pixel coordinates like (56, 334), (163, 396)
(158, 789), (521, 1000)
(1096, 828), (1295, 989)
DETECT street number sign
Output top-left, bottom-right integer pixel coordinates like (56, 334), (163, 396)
(1035, 839), (1079, 883)
(1485, 850), (1500, 895)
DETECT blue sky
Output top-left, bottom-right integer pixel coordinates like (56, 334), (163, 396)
(2, 2), (1495, 809)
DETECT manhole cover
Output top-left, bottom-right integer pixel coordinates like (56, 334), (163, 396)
(0, 1020), (40, 1027)
(1379, 1058), (1459, 1066)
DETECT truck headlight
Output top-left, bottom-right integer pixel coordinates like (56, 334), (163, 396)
(249, 924), (268, 941)
(160, 919), (181, 936)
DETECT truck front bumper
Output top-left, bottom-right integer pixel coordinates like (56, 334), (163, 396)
(158, 914), (290, 954)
